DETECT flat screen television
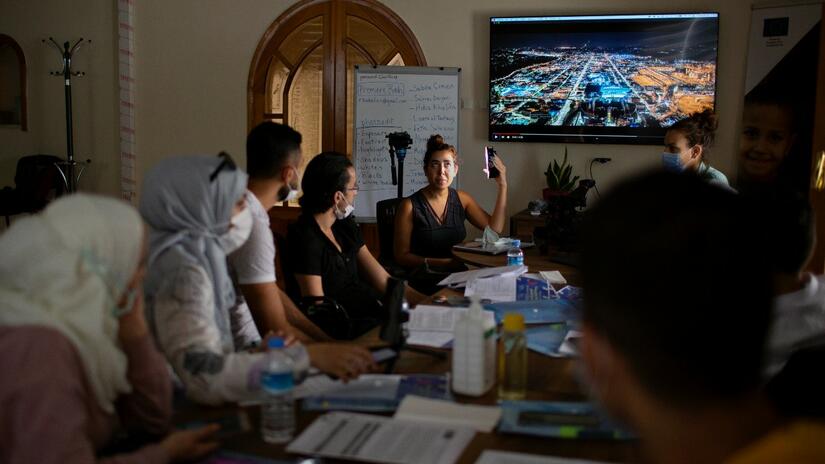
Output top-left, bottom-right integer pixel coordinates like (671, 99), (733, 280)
(489, 13), (719, 145)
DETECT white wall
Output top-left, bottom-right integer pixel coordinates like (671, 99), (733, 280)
(2, 0), (756, 231)
(0, 0), (119, 196)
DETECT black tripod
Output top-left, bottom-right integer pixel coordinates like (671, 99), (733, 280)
(386, 132), (413, 199)
(44, 37), (91, 193)
(380, 278), (447, 373)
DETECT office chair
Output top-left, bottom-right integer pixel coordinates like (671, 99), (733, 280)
(0, 154), (65, 226)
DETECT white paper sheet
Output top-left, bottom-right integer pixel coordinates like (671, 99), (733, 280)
(438, 265), (527, 287)
(539, 270), (568, 285)
(287, 411), (475, 464)
(464, 274), (518, 302)
(475, 451), (610, 464)
(394, 395), (502, 433)
(404, 307), (496, 348)
(405, 331), (455, 348)
(407, 305), (458, 332)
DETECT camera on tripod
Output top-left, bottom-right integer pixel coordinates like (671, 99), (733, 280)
(385, 131), (414, 196)
(386, 132), (413, 155)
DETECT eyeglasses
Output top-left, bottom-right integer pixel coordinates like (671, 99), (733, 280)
(428, 160), (455, 170)
(209, 151), (237, 182)
(345, 184), (360, 192)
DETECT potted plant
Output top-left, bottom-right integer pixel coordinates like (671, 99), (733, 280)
(543, 147), (579, 201)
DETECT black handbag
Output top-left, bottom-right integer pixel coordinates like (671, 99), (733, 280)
(300, 296), (353, 340)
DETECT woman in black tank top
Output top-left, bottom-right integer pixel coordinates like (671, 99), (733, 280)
(394, 135), (509, 294)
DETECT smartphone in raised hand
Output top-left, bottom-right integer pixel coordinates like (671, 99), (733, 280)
(484, 146), (500, 179)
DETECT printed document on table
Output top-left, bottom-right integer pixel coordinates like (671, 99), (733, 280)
(286, 411), (475, 464)
(438, 265), (527, 287)
(405, 306), (496, 348)
(475, 451), (610, 464)
(407, 305), (459, 331)
(464, 274), (518, 302)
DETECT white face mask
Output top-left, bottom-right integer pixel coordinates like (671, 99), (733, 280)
(220, 207), (253, 253)
(334, 195), (355, 220)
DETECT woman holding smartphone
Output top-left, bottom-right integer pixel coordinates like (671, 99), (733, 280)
(394, 134), (508, 294)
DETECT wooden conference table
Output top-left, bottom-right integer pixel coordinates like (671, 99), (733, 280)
(174, 257), (643, 463)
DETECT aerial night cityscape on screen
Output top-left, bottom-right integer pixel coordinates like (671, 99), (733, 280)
(489, 13), (719, 144)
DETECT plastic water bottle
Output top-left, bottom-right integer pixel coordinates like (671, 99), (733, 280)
(452, 296), (496, 396)
(498, 313), (527, 400)
(260, 337), (295, 444)
(507, 239), (524, 266)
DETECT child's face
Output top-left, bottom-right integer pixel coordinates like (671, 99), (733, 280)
(738, 103), (796, 181)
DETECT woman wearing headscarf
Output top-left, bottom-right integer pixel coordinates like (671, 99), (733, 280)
(0, 194), (219, 463)
(141, 154), (375, 405)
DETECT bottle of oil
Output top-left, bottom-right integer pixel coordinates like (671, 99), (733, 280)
(498, 313), (527, 400)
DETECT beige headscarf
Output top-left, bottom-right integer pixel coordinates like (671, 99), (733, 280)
(0, 194), (144, 413)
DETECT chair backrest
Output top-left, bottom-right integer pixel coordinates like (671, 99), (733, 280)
(15, 154), (65, 211)
(376, 197), (402, 264)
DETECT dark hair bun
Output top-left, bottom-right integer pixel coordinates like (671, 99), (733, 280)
(695, 109), (718, 133)
(427, 134), (445, 153)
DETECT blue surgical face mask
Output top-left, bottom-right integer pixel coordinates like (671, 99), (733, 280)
(661, 152), (685, 172)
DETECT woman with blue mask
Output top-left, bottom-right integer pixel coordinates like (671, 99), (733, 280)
(286, 152), (426, 339)
(662, 109), (730, 188)
(0, 194), (220, 463)
(141, 154), (375, 405)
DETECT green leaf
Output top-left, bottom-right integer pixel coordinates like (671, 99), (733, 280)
(561, 164), (572, 182)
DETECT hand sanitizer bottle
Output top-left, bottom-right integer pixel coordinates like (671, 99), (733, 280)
(452, 296), (496, 396)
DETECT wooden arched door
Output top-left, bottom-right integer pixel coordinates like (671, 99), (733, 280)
(248, 0), (426, 164)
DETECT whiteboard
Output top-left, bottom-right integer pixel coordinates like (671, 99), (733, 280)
(353, 65), (461, 219)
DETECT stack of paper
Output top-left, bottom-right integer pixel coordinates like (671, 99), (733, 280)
(287, 411), (475, 464)
(405, 305), (495, 348)
(394, 395), (502, 433)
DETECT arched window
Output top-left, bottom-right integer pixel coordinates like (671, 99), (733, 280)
(0, 34), (27, 131)
(248, 0), (425, 167)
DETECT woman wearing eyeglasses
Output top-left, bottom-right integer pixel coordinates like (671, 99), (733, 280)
(394, 135), (508, 294)
(141, 155), (376, 405)
(286, 152), (426, 340)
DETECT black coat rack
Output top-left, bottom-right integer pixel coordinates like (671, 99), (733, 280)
(43, 37), (91, 193)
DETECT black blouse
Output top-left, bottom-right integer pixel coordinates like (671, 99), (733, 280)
(286, 214), (382, 321)
(409, 188), (467, 259)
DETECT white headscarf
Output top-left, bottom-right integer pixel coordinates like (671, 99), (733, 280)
(0, 194), (144, 413)
(140, 155), (248, 348)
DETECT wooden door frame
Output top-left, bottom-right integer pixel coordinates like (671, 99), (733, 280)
(247, 0), (426, 153)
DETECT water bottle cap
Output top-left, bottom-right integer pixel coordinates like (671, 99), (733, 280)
(511, 239), (521, 248)
(503, 313), (525, 331)
(267, 337), (285, 349)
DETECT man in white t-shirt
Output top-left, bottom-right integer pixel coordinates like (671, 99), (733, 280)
(765, 192), (825, 376)
(229, 122), (332, 343)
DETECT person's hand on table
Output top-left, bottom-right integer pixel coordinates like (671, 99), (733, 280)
(161, 424), (221, 462)
(307, 343), (378, 382)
